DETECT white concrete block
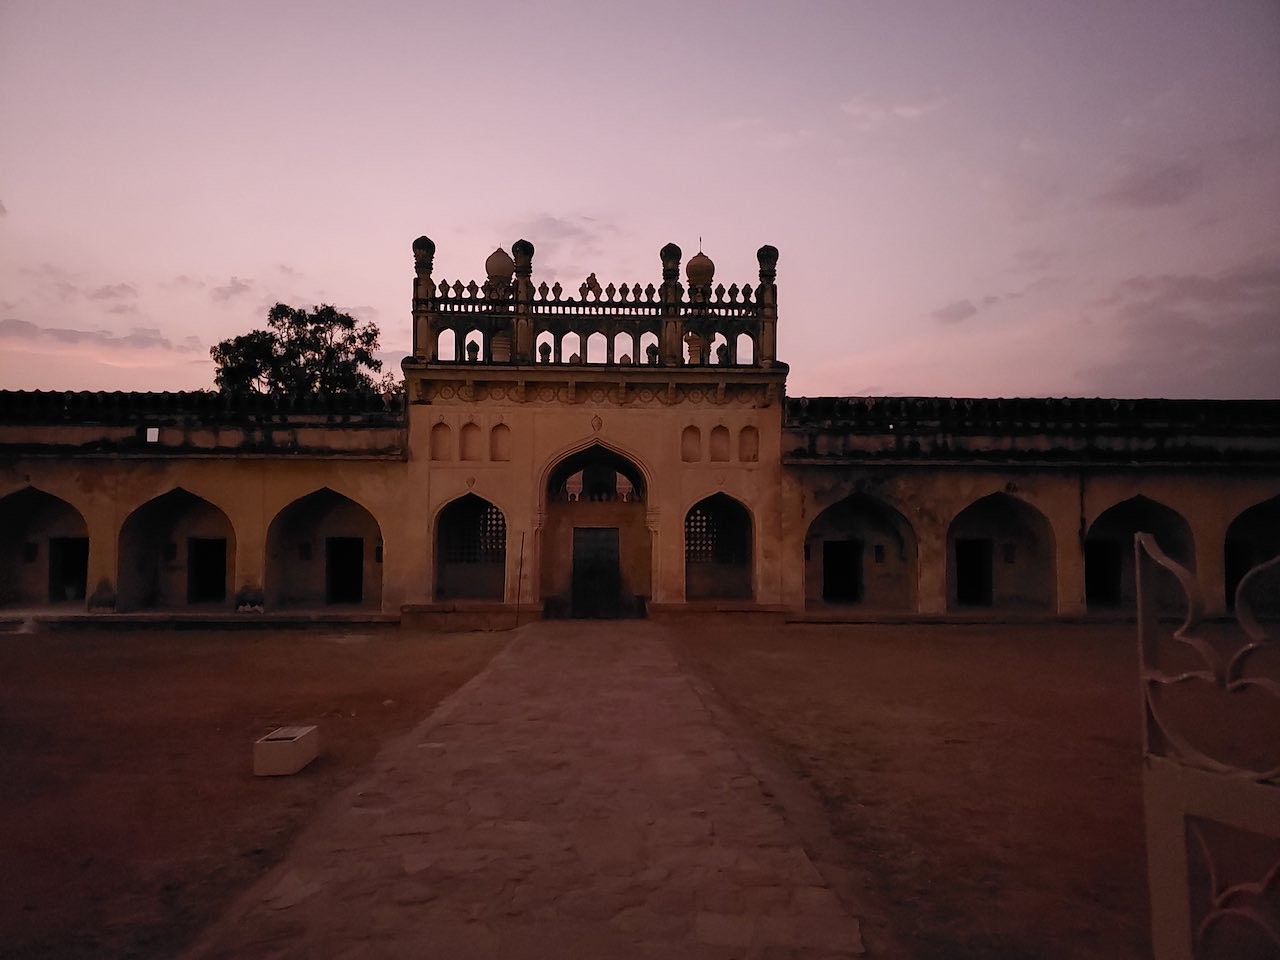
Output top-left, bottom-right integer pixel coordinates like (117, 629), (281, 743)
(254, 724), (319, 776)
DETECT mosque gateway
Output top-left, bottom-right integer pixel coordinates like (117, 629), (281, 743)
(1, 236), (1278, 623)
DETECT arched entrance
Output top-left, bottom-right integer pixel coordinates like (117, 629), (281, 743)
(804, 493), (916, 610)
(0, 487), (89, 607)
(685, 493), (753, 601)
(435, 494), (507, 600)
(947, 493), (1055, 611)
(541, 444), (649, 618)
(118, 489), (235, 611)
(266, 489), (382, 609)
(1086, 495), (1193, 612)
(1225, 495), (1280, 614)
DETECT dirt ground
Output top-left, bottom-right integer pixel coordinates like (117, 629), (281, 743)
(0, 625), (508, 960)
(668, 621), (1154, 960)
(3, 618), (1254, 960)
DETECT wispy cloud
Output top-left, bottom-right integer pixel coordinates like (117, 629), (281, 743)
(503, 213), (620, 283)
(0, 199), (7, 217)
(1097, 158), (1207, 209)
(1078, 257), (1280, 397)
(931, 299), (978, 324)
(0, 317), (203, 356)
(87, 282), (138, 300)
(839, 94), (946, 132)
(211, 276), (253, 302)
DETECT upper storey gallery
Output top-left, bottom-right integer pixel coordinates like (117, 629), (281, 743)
(407, 237), (782, 371)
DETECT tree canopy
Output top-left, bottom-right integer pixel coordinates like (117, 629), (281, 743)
(210, 303), (388, 395)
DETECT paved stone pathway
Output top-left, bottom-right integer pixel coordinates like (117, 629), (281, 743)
(186, 621), (865, 959)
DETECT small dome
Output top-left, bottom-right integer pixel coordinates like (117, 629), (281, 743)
(412, 235), (435, 255)
(686, 250), (715, 286)
(485, 247), (515, 279)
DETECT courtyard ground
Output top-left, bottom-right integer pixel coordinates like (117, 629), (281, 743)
(0, 620), (1174, 958)
(0, 625), (508, 960)
(666, 620), (1153, 960)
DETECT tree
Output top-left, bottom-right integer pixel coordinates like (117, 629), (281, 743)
(210, 303), (388, 395)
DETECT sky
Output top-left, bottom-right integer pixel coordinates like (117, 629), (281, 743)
(1, 0), (1278, 399)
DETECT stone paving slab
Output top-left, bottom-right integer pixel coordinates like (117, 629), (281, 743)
(184, 621), (865, 959)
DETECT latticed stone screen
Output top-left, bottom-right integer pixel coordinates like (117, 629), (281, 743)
(439, 498), (506, 563)
(685, 498), (750, 564)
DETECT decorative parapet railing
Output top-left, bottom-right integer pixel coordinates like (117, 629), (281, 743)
(406, 236), (779, 369)
(1135, 534), (1280, 959)
(784, 396), (1280, 463)
(0, 390), (406, 457)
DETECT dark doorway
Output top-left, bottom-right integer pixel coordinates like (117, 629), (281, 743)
(572, 527), (620, 618)
(1085, 540), (1124, 606)
(822, 540), (863, 603)
(955, 538), (994, 606)
(186, 538), (227, 603)
(326, 537), (364, 604)
(47, 536), (88, 603)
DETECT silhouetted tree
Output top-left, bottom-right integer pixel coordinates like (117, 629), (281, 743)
(211, 303), (385, 395)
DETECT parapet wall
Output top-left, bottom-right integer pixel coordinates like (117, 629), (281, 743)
(0, 390), (406, 458)
(785, 396), (1280, 464)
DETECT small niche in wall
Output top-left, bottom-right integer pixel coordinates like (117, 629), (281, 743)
(681, 425), (701, 462)
(710, 425), (730, 462)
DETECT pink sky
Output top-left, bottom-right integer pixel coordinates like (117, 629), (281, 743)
(2, 1), (1278, 398)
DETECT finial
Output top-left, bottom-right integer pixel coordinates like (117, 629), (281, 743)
(757, 244), (778, 283)
(412, 235), (436, 276)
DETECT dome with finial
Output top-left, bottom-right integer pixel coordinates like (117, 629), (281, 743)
(485, 246), (515, 280)
(686, 250), (715, 286)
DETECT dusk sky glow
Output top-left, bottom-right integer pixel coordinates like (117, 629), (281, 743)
(2, 1), (1278, 398)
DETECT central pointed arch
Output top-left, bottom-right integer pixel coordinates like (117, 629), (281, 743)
(539, 441), (651, 618)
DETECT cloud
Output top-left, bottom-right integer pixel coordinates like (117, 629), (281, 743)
(0, 317), (202, 354)
(1011, 247), (1060, 274)
(277, 264), (302, 277)
(211, 276), (253, 301)
(839, 94), (946, 131)
(1097, 159), (1207, 209)
(0, 199), (7, 217)
(87, 282), (138, 300)
(503, 213), (620, 282)
(932, 299), (978, 324)
(1076, 257), (1280, 398)
(163, 274), (206, 290)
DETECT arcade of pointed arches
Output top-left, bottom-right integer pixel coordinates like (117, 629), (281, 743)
(4, 480), (1277, 616)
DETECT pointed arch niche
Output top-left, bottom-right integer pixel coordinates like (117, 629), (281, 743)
(435, 494), (507, 601)
(541, 443), (649, 618)
(118, 489), (235, 610)
(0, 487), (89, 607)
(1225, 495), (1280, 614)
(266, 489), (382, 609)
(685, 493), (753, 600)
(1086, 495), (1193, 612)
(804, 493), (916, 611)
(946, 493), (1055, 611)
